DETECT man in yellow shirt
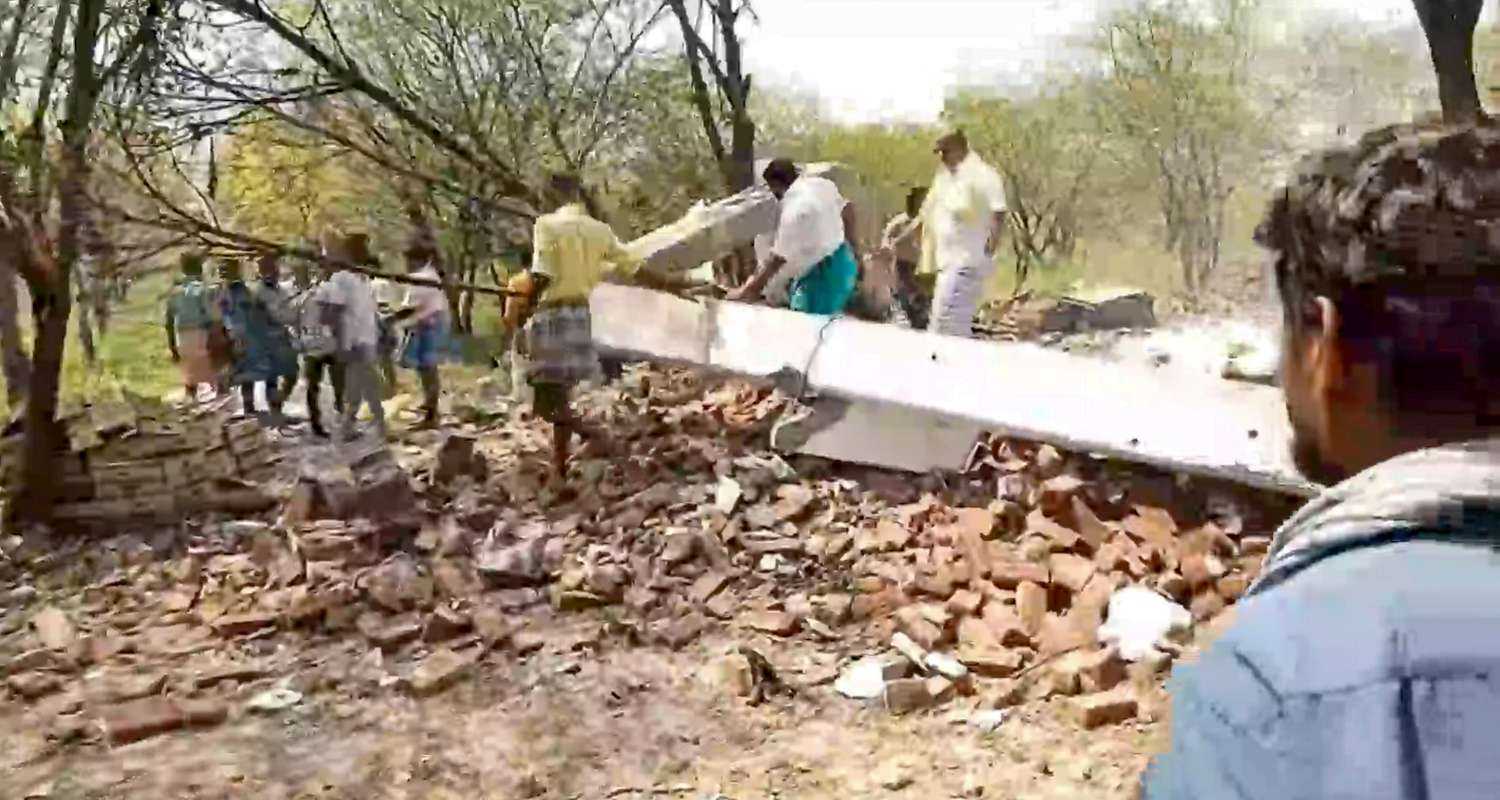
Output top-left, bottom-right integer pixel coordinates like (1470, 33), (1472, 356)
(522, 173), (681, 478)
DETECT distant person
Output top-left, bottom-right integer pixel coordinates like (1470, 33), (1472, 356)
(888, 131), (1007, 337)
(394, 239), (452, 429)
(1145, 122), (1500, 798)
(320, 232), (386, 441)
(292, 257), (343, 438)
(882, 186), (931, 329)
(253, 251), (301, 425)
(729, 158), (861, 315)
(164, 251), (217, 402)
(213, 258), (283, 418)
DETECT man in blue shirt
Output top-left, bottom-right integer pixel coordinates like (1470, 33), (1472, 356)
(1145, 122), (1500, 798)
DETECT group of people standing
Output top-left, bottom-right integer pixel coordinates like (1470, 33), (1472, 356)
(734, 129), (1008, 339)
(164, 232), (453, 441)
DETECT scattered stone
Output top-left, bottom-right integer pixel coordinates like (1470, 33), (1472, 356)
(884, 677), (933, 714)
(1037, 612), (1094, 658)
(773, 484), (815, 520)
(894, 607), (944, 651)
(1240, 536), (1271, 555)
(926, 674), (956, 703)
(742, 610), (799, 637)
(409, 649), (474, 697)
(6, 648), (69, 675)
(968, 709), (1010, 734)
(980, 604), (1032, 648)
(7, 671), (62, 700)
(194, 663), (267, 689)
(422, 606), (472, 643)
(434, 433), (487, 484)
(100, 697), (184, 745)
(471, 607), (510, 645)
(890, 632), (930, 673)
(874, 762), (914, 791)
(211, 612), (277, 638)
(1076, 649), (1128, 693)
(31, 607), (75, 651)
(834, 657), (888, 700)
(1074, 689), (1139, 729)
(655, 615), (706, 649)
(1048, 553), (1096, 593)
(85, 671), (167, 704)
(362, 555), (434, 613)
(246, 687), (302, 714)
(554, 590), (609, 612)
(702, 653), (754, 698)
(361, 615), (423, 652)
(856, 519), (912, 553)
(475, 537), (554, 588)
(923, 651), (969, 681)
(813, 593), (854, 626)
(990, 560), (1049, 589)
(510, 630), (545, 656)
(1040, 475), (1086, 515)
(946, 589), (984, 617)
(1034, 444), (1064, 478)
(178, 698), (228, 729)
(703, 593), (736, 620)
(431, 559), (484, 599)
(1190, 589), (1227, 622)
(1216, 573), (1251, 601)
(1015, 581), (1047, 635)
(1069, 496), (1110, 552)
(957, 646), (1023, 678)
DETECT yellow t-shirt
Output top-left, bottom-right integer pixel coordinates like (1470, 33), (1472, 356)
(530, 204), (640, 305)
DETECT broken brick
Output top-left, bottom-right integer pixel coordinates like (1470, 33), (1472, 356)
(1048, 553), (1096, 593)
(1015, 581), (1048, 635)
(1027, 509), (1080, 551)
(742, 610), (799, 637)
(1074, 689), (1138, 729)
(689, 571), (730, 604)
(1190, 589), (1227, 622)
(1216, 573), (1251, 601)
(884, 678), (933, 715)
(101, 697), (185, 745)
(1156, 570), (1189, 602)
(422, 606), (472, 643)
(895, 606), (945, 651)
(1123, 507), (1177, 548)
(1039, 475), (1086, 516)
(958, 646), (1024, 678)
(959, 616), (1000, 650)
(980, 603), (1031, 647)
(1068, 496), (1110, 553)
(409, 649), (475, 697)
(1076, 649), (1128, 693)
(946, 589), (984, 617)
(7, 671), (61, 700)
(1037, 612), (1094, 658)
(211, 612), (277, 638)
(990, 560), (1049, 590)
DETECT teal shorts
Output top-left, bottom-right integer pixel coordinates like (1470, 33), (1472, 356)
(790, 242), (858, 316)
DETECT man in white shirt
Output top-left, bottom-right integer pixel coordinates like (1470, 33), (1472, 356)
(319, 232), (387, 441)
(393, 239), (452, 429)
(729, 159), (861, 315)
(887, 131), (1008, 337)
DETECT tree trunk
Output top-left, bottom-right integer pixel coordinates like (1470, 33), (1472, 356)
(0, 249), (31, 407)
(74, 265), (95, 365)
(1413, 0), (1486, 124)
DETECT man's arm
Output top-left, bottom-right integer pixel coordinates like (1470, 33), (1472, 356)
(728, 254), (786, 303)
(165, 298), (179, 362)
(985, 211), (1007, 257)
(841, 201), (860, 262)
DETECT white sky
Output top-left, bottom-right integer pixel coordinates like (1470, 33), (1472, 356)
(739, 0), (1423, 123)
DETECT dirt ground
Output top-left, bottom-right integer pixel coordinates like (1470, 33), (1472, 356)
(3, 624), (1170, 800)
(0, 363), (1281, 800)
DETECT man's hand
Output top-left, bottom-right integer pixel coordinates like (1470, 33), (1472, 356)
(727, 285), (761, 303)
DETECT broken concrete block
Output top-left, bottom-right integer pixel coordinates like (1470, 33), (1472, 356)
(1074, 689), (1139, 729)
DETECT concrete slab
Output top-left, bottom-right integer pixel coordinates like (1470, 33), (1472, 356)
(590, 284), (1318, 497)
(770, 398), (983, 473)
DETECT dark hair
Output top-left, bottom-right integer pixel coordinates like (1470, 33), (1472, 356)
(548, 173), (584, 202)
(907, 186), (928, 215)
(1259, 121), (1500, 428)
(762, 158), (800, 187)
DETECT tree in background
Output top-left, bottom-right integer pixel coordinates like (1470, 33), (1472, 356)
(1411, 0), (1486, 123)
(1095, 0), (1272, 297)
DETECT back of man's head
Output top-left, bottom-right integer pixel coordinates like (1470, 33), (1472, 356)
(1259, 122), (1500, 483)
(548, 173), (584, 207)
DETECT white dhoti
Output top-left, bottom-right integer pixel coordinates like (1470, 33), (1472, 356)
(929, 251), (996, 338)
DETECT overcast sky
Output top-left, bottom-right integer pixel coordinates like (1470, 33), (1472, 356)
(737, 0), (1428, 123)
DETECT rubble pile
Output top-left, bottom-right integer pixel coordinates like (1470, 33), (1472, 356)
(0, 396), (276, 524)
(0, 365), (1294, 754)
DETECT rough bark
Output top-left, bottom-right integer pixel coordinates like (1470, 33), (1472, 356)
(1412, 0), (1486, 124)
(0, 254), (29, 406)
